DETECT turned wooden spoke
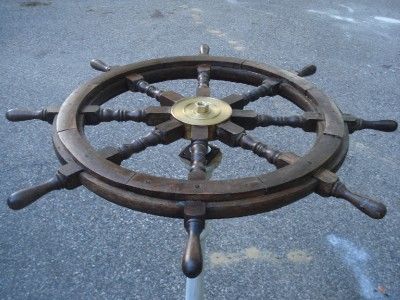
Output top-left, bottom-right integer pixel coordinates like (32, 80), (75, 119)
(5, 105), (172, 127)
(188, 140), (208, 180)
(117, 119), (184, 161)
(231, 109), (398, 134)
(196, 65), (211, 97)
(222, 78), (281, 109)
(243, 78), (281, 102)
(135, 80), (163, 98)
(229, 107), (317, 132)
(236, 133), (281, 165)
(118, 130), (163, 161)
(221, 64), (316, 109)
(85, 106), (171, 126)
(216, 121), (281, 165)
(126, 74), (185, 106)
(86, 108), (147, 124)
(197, 66), (210, 88)
(257, 114), (308, 128)
(253, 112), (321, 132)
(187, 125), (210, 180)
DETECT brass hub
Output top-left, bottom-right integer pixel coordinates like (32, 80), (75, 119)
(171, 97), (232, 126)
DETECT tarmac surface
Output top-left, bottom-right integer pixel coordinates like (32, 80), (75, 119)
(0, 0), (399, 299)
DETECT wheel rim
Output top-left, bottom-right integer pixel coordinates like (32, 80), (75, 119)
(54, 55), (348, 219)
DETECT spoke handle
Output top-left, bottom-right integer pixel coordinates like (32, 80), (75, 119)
(199, 44), (210, 55)
(297, 64), (317, 77)
(6, 109), (44, 122)
(331, 182), (386, 219)
(182, 218), (204, 278)
(7, 174), (65, 210)
(358, 119), (398, 132)
(90, 59), (111, 72)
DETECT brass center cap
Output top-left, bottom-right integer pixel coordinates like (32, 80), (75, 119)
(171, 96), (232, 126)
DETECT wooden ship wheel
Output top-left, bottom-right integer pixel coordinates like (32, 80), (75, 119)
(6, 45), (397, 279)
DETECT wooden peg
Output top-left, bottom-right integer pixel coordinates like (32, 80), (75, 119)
(90, 59), (111, 72)
(297, 64), (317, 77)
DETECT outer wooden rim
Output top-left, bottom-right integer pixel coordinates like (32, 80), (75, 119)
(53, 56), (348, 218)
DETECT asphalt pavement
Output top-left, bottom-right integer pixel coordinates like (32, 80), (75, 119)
(1, 1), (399, 299)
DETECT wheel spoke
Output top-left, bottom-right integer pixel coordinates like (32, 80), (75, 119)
(117, 119), (184, 161)
(256, 112), (325, 132)
(186, 125), (209, 180)
(230, 109), (322, 132)
(118, 130), (162, 161)
(195, 44), (211, 97)
(216, 121), (281, 166)
(126, 74), (185, 106)
(84, 106), (171, 126)
(196, 64), (211, 97)
(89, 108), (147, 123)
(236, 133), (281, 165)
(188, 140), (208, 180)
(216, 121), (245, 146)
(222, 78), (281, 109)
(276, 152), (387, 219)
(229, 109), (398, 133)
(5, 105), (172, 127)
(229, 110), (258, 129)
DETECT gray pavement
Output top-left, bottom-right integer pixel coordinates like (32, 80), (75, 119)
(1, 0), (399, 299)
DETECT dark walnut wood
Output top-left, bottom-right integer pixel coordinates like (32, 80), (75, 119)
(7, 47), (397, 281)
(90, 59), (112, 72)
(126, 74), (185, 106)
(296, 64), (317, 77)
(222, 78), (281, 109)
(6, 53), (396, 221)
(7, 173), (68, 210)
(182, 201), (206, 278)
(196, 64), (211, 97)
(188, 140), (208, 180)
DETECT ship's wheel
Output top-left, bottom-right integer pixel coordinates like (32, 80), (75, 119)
(6, 45), (397, 278)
